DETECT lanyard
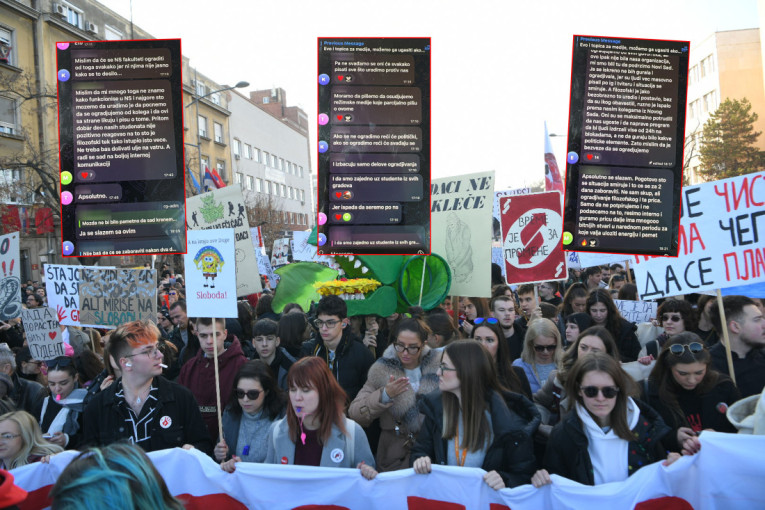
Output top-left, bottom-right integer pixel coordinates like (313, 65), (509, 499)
(453, 421), (467, 467)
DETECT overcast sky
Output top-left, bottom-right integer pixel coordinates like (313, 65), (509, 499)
(98, 0), (759, 190)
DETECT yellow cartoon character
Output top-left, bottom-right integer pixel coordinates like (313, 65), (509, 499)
(194, 246), (225, 288)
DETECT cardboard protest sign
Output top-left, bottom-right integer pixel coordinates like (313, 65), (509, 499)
(44, 264), (83, 326)
(185, 229), (237, 318)
(250, 227), (278, 289)
(271, 238), (290, 268)
(77, 268), (156, 328)
(186, 186), (262, 296)
(431, 171), (494, 297)
(631, 172), (765, 300)
(500, 191), (567, 285)
(0, 232), (21, 321)
(291, 230), (340, 269)
(21, 307), (64, 360)
(614, 299), (657, 324)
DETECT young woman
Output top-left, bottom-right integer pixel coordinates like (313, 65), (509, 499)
(512, 319), (563, 394)
(560, 283), (588, 317)
(470, 318), (531, 398)
(265, 357), (377, 479)
(411, 340), (536, 489)
(643, 333), (739, 452)
(692, 295), (720, 347)
(586, 288), (641, 362)
(532, 353), (678, 487)
(458, 297), (489, 336)
(39, 357), (83, 449)
(563, 313), (593, 347)
(425, 311), (459, 350)
(349, 317), (441, 471)
(217, 361), (286, 471)
(0, 411), (62, 470)
(654, 299), (697, 350)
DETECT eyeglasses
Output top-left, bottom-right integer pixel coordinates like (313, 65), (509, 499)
(394, 343), (421, 354)
(438, 363), (457, 373)
(315, 319), (340, 329)
(669, 342), (704, 356)
(581, 385), (620, 399)
(534, 344), (557, 353)
(662, 314), (683, 323)
(235, 389), (261, 400)
(46, 357), (73, 370)
(125, 345), (161, 359)
(473, 317), (498, 325)
(169, 292), (177, 296)
(0, 433), (21, 441)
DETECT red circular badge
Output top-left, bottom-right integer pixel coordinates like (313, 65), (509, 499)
(281, 456), (288, 464)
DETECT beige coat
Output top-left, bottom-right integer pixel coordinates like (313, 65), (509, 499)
(349, 344), (440, 471)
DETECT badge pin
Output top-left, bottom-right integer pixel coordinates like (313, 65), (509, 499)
(159, 416), (172, 429)
(330, 448), (344, 463)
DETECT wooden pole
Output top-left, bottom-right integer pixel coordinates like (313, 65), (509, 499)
(625, 260), (633, 284)
(212, 319), (224, 443)
(715, 289), (737, 386)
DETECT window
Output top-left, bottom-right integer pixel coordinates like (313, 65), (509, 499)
(246, 176), (253, 191)
(201, 156), (209, 173)
(272, 154), (278, 167)
(279, 158), (285, 171)
(281, 184), (286, 197)
(244, 144), (252, 159)
(0, 27), (13, 66)
(263, 97), (270, 104)
(299, 166), (304, 178)
(59, 1), (83, 29)
(233, 139), (241, 157)
(235, 172), (243, 188)
(265, 181), (271, 195)
(0, 97), (17, 134)
(289, 186), (294, 199)
(196, 81), (207, 96)
(300, 190), (305, 202)
(214, 122), (224, 143)
(256, 178), (262, 192)
(216, 161), (226, 181)
(198, 116), (208, 138)
(104, 25), (123, 40)
(263, 152), (270, 167)
(0, 169), (23, 203)
(254, 148), (261, 163)
(285, 212), (290, 225)
(210, 92), (221, 106)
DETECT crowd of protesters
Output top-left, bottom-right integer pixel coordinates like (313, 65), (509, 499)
(0, 260), (763, 508)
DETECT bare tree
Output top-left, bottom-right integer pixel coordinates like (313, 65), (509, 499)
(243, 190), (286, 253)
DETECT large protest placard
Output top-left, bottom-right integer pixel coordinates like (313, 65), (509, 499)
(77, 268), (156, 328)
(631, 172), (765, 300)
(250, 227), (278, 289)
(271, 238), (290, 267)
(185, 229), (237, 318)
(563, 36), (689, 257)
(21, 307), (64, 360)
(614, 299), (657, 324)
(0, 232), (21, 321)
(187, 186), (262, 296)
(431, 171), (494, 297)
(56, 39), (186, 257)
(500, 191), (567, 285)
(44, 264), (83, 326)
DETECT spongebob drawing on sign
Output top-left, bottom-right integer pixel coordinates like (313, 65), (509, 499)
(194, 246), (225, 288)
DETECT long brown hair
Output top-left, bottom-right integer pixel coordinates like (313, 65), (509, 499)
(286, 357), (347, 445)
(441, 341), (499, 452)
(558, 326), (620, 387)
(469, 320), (526, 396)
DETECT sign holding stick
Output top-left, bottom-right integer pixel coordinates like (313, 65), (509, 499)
(716, 289), (737, 386)
(21, 307), (64, 360)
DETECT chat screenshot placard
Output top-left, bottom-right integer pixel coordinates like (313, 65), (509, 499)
(317, 37), (431, 255)
(562, 36), (689, 257)
(56, 39), (185, 257)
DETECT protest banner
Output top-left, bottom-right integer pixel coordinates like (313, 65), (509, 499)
(431, 171), (494, 297)
(187, 186), (262, 296)
(271, 237), (290, 268)
(20, 306), (64, 360)
(291, 229), (341, 269)
(250, 227), (278, 289)
(0, 232), (21, 321)
(500, 191), (567, 285)
(614, 299), (657, 324)
(630, 172), (765, 300)
(13, 432), (765, 510)
(185, 229), (237, 319)
(44, 264), (83, 326)
(576, 251), (630, 269)
(77, 268), (157, 328)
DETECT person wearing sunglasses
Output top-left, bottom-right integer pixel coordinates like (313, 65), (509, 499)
(38, 356), (82, 449)
(470, 317), (531, 399)
(643, 333), (739, 453)
(512, 318), (562, 394)
(655, 299), (697, 348)
(349, 317), (441, 472)
(411, 340), (536, 489)
(217, 361), (286, 472)
(532, 352), (679, 488)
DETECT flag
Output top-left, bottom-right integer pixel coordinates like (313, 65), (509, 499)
(203, 169), (219, 191)
(187, 167), (202, 194)
(210, 167), (226, 188)
(544, 121), (564, 194)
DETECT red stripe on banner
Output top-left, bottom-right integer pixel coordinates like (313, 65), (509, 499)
(292, 506), (350, 510)
(176, 493), (248, 509)
(407, 496), (465, 509)
(490, 505), (511, 510)
(635, 496), (693, 510)
(19, 485), (52, 510)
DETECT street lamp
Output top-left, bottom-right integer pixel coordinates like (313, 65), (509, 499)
(185, 74), (249, 192)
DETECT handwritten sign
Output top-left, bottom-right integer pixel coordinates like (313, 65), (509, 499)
(614, 299), (657, 324)
(44, 264), (83, 326)
(21, 307), (64, 360)
(251, 227), (279, 289)
(0, 232), (21, 321)
(78, 268), (157, 328)
(185, 229), (237, 318)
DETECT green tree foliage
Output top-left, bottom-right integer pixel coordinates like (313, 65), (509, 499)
(699, 98), (763, 180)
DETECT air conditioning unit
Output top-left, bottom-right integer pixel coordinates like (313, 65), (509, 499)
(53, 3), (66, 17)
(86, 22), (98, 34)
(234, 154), (240, 160)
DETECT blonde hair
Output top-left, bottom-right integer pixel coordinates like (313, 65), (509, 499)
(0, 411), (63, 469)
(521, 318), (563, 382)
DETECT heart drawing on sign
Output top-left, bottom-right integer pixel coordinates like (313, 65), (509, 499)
(48, 332), (57, 340)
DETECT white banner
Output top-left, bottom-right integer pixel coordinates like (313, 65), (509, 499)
(43, 264), (84, 326)
(614, 299), (658, 324)
(0, 232), (21, 321)
(12, 432), (765, 510)
(250, 227), (279, 289)
(631, 172), (765, 300)
(185, 229), (237, 319)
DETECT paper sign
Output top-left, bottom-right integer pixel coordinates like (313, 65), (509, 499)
(614, 299), (657, 324)
(271, 238), (290, 267)
(185, 229), (237, 318)
(77, 268), (157, 328)
(250, 227), (278, 289)
(0, 232), (21, 321)
(21, 307), (64, 360)
(44, 264), (83, 326)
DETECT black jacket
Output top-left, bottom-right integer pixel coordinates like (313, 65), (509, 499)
(300, 329), (374, 402)
(616, 318), (641, 362)
(410, 390), (537, 488)
(709, 343), (765, 398)
(82, 376), (212, 455)
(10, 373), (47, 416)
(544, 399), (670, 485)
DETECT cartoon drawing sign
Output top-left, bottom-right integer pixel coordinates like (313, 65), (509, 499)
(184, 229), (237, 318)
(0, 232), (21, 321)
(500, 191), (567, 285)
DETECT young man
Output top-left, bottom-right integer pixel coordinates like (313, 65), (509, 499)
(709, 295), (765, 398)
(490, 295), (524, 361)
(300, 295), (374, 401)
(538, 281), (562, 307)
(582, 266), (603, 291)
(178, 317), (247, 442)
(252, 318), (295, 390)
(515, 284), (542, 331)
(82, 320), (211, 453)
